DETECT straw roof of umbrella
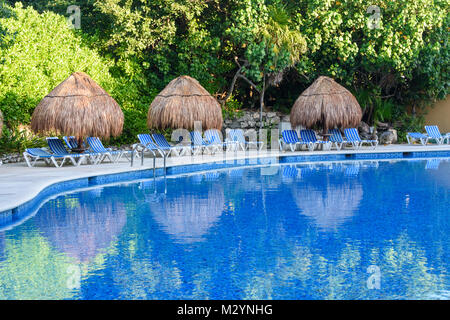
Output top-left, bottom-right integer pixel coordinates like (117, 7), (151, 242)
(290, 76), (362, 130)
(148, 75), (223, 130)
(31, 72), (124, 139)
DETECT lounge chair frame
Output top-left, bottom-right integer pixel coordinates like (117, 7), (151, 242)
(227, 129), (264, 151)
(406, 132), (429, 146)
(151, 133), (189, 157)
(190, 131), (217, 155)
(23, 148), (76, 168)
(205, 129), (237, 152)
(344, 128), (378, 149)
(279, 130), (309, 152)
(300, 129), (332, 151)
(425, 126), (448, 145)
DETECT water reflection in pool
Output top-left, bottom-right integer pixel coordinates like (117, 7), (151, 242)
(0, 158), (448, 299)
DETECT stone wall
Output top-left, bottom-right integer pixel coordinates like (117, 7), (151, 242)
(223, 111), (290, 131)
(0, 153), (23, 164)
(223, 111), (404, 145)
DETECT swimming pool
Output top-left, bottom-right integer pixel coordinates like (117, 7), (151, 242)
(0, 158), (448, 299)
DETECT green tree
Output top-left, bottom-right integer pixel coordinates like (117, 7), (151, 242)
(0, 2), (151, 149)
(93, 0), (227, 90)
(0, 2), (115, 128)
(224, 0), (307, 128)
(291, 0), (449, 122)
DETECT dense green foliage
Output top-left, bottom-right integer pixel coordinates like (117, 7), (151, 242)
(0, 2), (151, 151)
(0, 0), (448, 152)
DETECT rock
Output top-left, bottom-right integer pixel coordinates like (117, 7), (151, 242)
(240, 113), (252, 122)
(358, 121), (373, 140)
(380, 129), (397, 145)
(271, 116), (280, 124)
(281, 115), (290, 123)
(222, 110), (290, 131)
(229, 121), (241, 129)
(376, 121), (390, 131)
(0, 153), (24, 164)
(358, 121), (371, 134)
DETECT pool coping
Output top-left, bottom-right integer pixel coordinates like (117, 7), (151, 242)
(1, 145), (450, 225)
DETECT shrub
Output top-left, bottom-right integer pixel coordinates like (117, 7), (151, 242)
(0, 3), (148, 152)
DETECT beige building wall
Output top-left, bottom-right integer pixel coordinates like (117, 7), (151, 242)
(423, 95), (450, 132)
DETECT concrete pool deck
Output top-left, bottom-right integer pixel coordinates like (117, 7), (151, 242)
(0, 143), (449, 214)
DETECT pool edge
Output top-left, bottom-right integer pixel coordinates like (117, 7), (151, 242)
(1, 149), (449, 224)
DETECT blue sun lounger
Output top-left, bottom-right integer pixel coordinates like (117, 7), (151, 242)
(136, 134), (165, 157)
(205, 129), (236, 151)
(406, 132), (429, 145)
(279, 130), (309, 151)
(190, 131), (217, 155)
(227, 129), (264, 151)
(23, 148), (73, 168)
(344, 128), (378, 149)
(329, 129), (346, 150)
(425, 126), (449, 145)
(151, 133), (187, 156)
(46, 137), (88, 166)
(87, 137), (136, 164)
(63, 136), (78, 150)
(300, 129), (332, 151)
(63, 136), (89, 151)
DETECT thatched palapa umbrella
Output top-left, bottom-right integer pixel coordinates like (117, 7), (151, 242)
(290, 76), (362, 133)
(148, 75), (223, 130)
(31, 72), (123, 147)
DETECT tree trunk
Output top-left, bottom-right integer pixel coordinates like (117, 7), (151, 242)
(220, 63), (244, 105)
(322, 126), (329, 141)
(259, 74), (266, 131)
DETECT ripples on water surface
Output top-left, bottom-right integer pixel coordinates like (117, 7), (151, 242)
(0, 159), (448, 299)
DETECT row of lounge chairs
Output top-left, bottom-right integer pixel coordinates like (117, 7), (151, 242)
(407, 125), (450, 145)
(22, 129), (265, 167)
(135, 129), (264, 157)
(22, 125), (447, 168)
(23, 136), (136, 168)
(280, 128), (378, 152)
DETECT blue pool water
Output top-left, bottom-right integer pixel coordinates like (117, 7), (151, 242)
(0, 158), (448, 300)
